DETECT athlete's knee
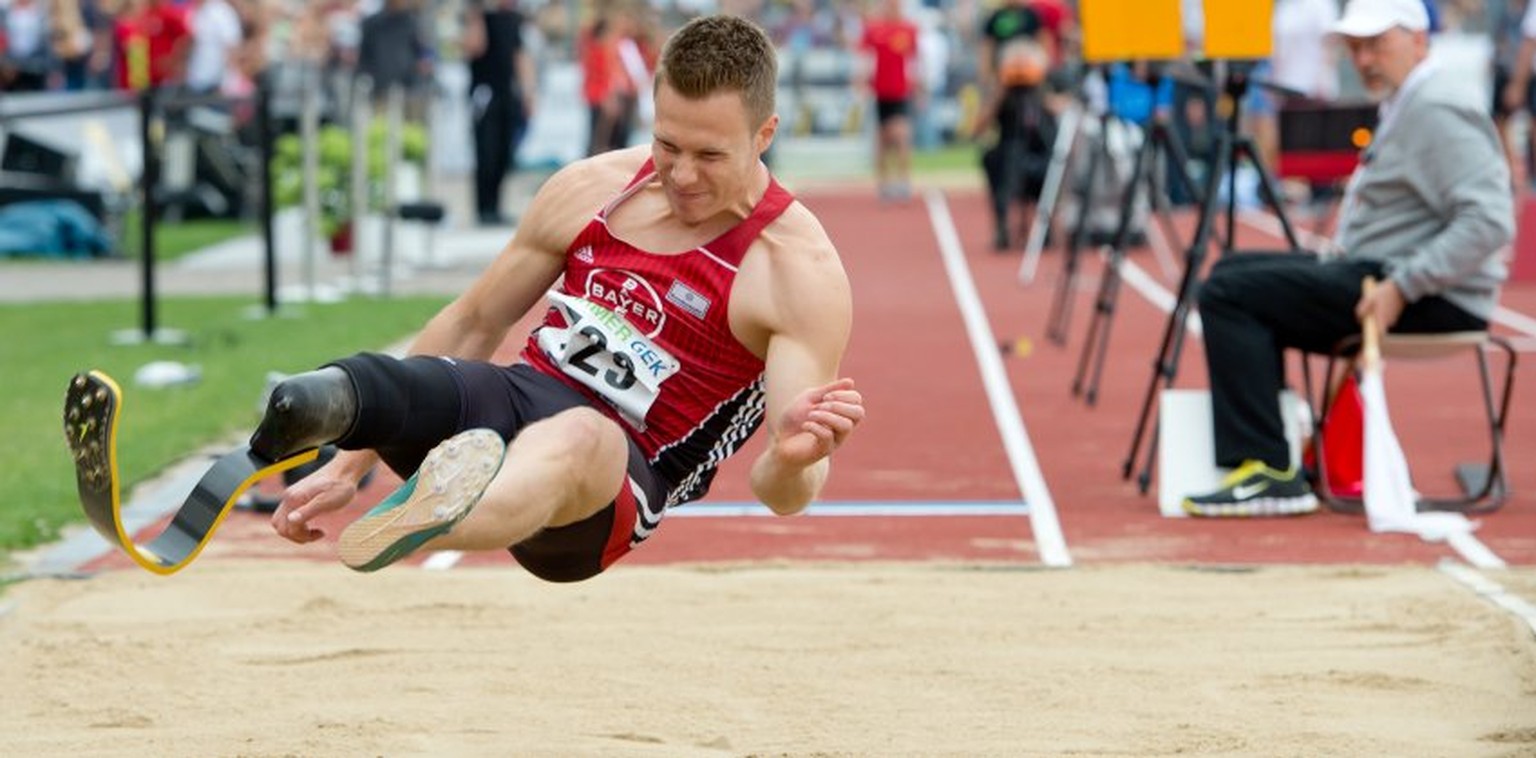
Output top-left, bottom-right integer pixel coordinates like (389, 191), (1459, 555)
(248, 366), (358, 462)
(516, 408), (628, 498)
(529, 407), (623, 456)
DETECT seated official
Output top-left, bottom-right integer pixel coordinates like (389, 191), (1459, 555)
(1183, 0), (1514, 517)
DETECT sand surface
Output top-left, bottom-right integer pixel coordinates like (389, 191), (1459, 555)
(2, 560), (1534, 757)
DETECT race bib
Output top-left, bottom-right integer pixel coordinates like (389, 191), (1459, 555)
(537, 290), (681, 429)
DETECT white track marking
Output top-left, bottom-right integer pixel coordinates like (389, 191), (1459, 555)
(925, 189), (1072, 567)
(422, 551), (464, 570)
(677, 501), (1030, 517)
(1438, 560), (1536, 637)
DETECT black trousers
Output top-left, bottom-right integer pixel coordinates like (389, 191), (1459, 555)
(1197, 252), (1487, 470)
(472, 87), (522, 219)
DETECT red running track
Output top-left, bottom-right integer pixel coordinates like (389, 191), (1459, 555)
(81, 185), (1536, 573)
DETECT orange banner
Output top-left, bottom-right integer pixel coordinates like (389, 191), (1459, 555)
(1203, 0), (1274, 59)
(1080, 0), (1184, 62)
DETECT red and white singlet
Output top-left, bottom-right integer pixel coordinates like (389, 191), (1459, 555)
(523, 158), (794, 507)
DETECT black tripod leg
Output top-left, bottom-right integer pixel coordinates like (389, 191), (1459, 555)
(1075, 121), (1154, 404)
(1122, 128), (1233, 485)
(1238, 136), (1303, 251)
(1046, 113), (1107, 346)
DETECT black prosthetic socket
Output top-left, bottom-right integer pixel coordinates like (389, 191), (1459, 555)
(248, 367), (359, 462)
(321, 352), (466, 476)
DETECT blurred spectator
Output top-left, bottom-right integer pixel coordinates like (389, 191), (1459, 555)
(87, 0), (119, 89)
(973, 37), (1052, 249)
(48, 0), (96, 90)
(113, 0), (192, 90)
(1271, 0), (1341, 101)
(2, 0), (51, 91)
(464, 0), (537, 225)
(1496, 0), (1536, 186)
(357, 0), (433, 108)
(1249, 0), (1341, 171)
(859, 0), (920, 202)
(581, 13), (631, 154)
(913, 6), (949, 151)
(977, 0), (1041, 97)
(1028, 0), (1073, 67)
(616, 6), (658, 130)
(185, 0), (243, 94)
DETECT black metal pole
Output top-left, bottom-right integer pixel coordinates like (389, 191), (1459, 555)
(138, 87), (159, 340)
(256, 70), (278, 315)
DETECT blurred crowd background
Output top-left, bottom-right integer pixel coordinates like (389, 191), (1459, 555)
(0, 1), (1533, 238)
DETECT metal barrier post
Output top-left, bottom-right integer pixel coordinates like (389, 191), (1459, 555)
(350, 75), (373, 289)
(139, 87), (159, 340)
(257, 71), (279, 315)
(300, 63), (322, 301)
(380, 84), (403, 298)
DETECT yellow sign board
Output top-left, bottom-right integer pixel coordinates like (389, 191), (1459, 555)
(1203, 0), (1274, 59)
(1079, 0), (1184, 63)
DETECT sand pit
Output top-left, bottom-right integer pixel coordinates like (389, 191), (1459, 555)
(1, 560), (1533, 756)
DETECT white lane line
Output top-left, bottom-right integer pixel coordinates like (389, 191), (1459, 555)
(1116, 253), (1203, 336)
(1493, 305), (1536, 338)
(676, 501), (1031, 517)
(924, 189), (1072, 568)
(421, 551), (464, 570)
(1446, 531), (1507, 569)
(1438, 560), (1536, 637)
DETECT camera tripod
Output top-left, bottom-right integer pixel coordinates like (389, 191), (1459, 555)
(1044, 64), (1185, 345)
(1122, 61), (1303, 494)
(1061, 63), (1210, 405)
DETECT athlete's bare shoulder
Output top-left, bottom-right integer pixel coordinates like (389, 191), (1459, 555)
(517, 147), (652, 251)
(755, 198), (842, 270)
(731, 198), (850, 353)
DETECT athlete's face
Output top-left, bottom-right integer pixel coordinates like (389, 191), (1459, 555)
(651, 81), (777, 226)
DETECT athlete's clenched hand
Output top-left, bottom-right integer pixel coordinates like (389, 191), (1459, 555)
(771, 378), (864, 468)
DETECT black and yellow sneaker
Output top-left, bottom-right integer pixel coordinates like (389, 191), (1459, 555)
(1182, 460), (1318, 518)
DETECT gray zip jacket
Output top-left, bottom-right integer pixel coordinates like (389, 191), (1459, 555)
(1339, 61), (1513, 321)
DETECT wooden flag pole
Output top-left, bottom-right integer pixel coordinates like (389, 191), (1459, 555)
(1361, 277), (1382, 373)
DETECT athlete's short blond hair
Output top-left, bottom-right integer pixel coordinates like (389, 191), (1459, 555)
(656, 15), (778, 129)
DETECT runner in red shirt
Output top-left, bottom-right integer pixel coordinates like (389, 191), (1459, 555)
(860, 0), (921, 201)
(248, 16), (866, 582)
(113, 0), (191, 90)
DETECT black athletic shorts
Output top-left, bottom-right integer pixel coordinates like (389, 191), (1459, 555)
(331, 353), (670, 582)
(876, 98), (911, 124)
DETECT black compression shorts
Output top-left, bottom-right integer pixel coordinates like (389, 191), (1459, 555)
(329, 353), (669, 582)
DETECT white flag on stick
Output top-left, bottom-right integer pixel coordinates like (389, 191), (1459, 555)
(1359, 278), (1477, 540)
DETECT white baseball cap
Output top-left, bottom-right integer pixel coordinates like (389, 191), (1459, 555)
(1331, 0), (1430, 38)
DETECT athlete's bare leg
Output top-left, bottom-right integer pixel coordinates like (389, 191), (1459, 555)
(421, 407), (632, 552)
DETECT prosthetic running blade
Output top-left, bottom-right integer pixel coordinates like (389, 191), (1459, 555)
(63, 370), (319, 575)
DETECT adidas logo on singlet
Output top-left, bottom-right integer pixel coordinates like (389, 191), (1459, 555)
(575, 246), (595, 264)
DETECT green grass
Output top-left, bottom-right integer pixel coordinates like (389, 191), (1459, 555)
(0, 294), (451, 555)
(122, 214), (253, 263)
(911, 143), (984, 176)
(1, 215), (251, 265)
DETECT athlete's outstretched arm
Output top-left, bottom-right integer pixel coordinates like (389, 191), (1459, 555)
(407, 158), (613, 360)
(744, 221), (863, 515)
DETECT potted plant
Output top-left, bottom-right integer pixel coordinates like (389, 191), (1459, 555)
(270, 121), (429, 253)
